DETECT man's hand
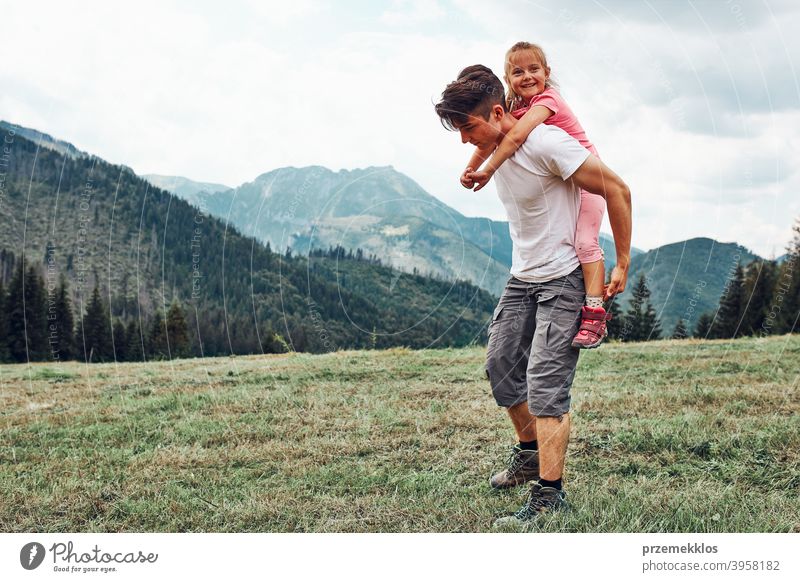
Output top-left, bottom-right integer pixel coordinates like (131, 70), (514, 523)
(570, 155), (632, 300)
(460, 167), (476, 189)
(604, 260), (629, 301)
(466, 168), (494, 191)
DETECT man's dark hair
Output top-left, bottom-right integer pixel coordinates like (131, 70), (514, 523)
(435, 65), (507, 131)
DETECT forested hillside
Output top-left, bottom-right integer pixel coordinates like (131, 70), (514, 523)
(0, 125), (495, 362)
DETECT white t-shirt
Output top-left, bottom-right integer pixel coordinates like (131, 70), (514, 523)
(494, 123), (591, 283)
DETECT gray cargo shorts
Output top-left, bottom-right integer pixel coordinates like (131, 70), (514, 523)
(485, 267), (585, 417)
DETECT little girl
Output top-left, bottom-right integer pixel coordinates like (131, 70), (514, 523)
(461, 41), (610, 349)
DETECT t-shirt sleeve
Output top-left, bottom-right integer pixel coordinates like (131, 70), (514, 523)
(529, 88), (562, 115)
(519, 125), (590, 180)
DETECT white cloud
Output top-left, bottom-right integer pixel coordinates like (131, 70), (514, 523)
(0, 0), (798, 258)
(244, 0), (323, 25)
(380, 0), (445, 25)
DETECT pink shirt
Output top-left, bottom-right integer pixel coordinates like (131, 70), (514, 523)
(511, 88), (598, 156)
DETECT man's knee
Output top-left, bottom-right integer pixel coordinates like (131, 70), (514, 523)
(485, 352), (506, 401)
(486, 352), (525, 407)
(528, 383), (572, 417)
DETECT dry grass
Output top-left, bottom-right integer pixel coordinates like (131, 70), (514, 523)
(1, 335), (798, 532)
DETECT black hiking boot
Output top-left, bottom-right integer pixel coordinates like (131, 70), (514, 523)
(493, 482), (568, 530)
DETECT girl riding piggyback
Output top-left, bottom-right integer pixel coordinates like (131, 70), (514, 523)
(462, 41), (611, 349)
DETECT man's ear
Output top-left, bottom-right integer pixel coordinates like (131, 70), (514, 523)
(492, 104), (504, 120)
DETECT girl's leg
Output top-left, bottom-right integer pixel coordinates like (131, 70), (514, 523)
(572, 190), (609, 349)
(581, 260), (605, 300)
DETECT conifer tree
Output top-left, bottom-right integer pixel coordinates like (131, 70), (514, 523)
(741, 259), (777, 336)
(604, 289), (624, 340)
(149, 311), (169, 359)
(166, 301), (190, 358)
(110, 319), (127, 361)
(713, 263), (745, 339)
(52, 274), (76, 360)
(695, 312), (714, 338)
(623, 274), (661, 341)
(24, 264), (48, 360)
(0, 279), (8, 362)
(5, 259), (27, 362)
(5, 258), (48, 362)
(125, 318), (146, 362)
(643, 300), (662, 341)
(777, 218), (800, 334)
(671, 318), (688, 339)
(79, 284), (113, 362)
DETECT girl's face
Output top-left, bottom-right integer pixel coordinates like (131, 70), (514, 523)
(506, 50), (550, 101)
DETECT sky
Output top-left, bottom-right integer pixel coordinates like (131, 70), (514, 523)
(2, 0), (799, 257)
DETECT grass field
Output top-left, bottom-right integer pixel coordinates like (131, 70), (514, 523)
(1, 335), (798, 532)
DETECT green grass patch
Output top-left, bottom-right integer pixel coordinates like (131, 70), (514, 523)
(0, 335), (798, 532)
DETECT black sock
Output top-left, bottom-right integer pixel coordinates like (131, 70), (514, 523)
(539, 477), (562, 490)
(519, 439), (538, 451)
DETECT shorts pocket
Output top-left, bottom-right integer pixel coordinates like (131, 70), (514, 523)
(537, 289), (583, 311)
(489, 306), (504, 334)
(566, 269), (586, 292)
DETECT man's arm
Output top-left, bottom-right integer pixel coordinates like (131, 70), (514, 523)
(469, 105), (554, 191)
(568, 155), (632, 300)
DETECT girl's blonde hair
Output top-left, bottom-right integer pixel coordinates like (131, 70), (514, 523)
(504, 41), (554, 111)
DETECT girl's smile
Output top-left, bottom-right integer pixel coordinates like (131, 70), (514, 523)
(507, 50), (550, 103)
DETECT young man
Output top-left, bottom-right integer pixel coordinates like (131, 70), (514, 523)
(435, 66), (632, 527)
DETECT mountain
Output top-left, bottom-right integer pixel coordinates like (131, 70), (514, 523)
(598, 232), (645, 270)
(6, 120), (760, 347)
(187, 166), (515, 296)
(0, 123), (496, 356)
(612, 237), (762, 334)
(1, 120), (87, 159)
(142, 174), (231, 207)
(295, 213), (512, 291)
(175, 165), (644, 297)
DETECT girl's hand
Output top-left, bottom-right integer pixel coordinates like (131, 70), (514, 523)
(460, 167), (475, 189)
(467, 169), (494, 191)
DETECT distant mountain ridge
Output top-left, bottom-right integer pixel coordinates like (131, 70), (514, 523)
(149, 162), (764, 334)
(614, 237), (762, 333)
(4, 120), (773, 341)
(1, 120), (87, 159)
(141, 174), (231, 207)
(147, 166), (644, 297)
(165, 165), (516, 296)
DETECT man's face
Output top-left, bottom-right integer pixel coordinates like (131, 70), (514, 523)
(454, 108), (502, 150)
